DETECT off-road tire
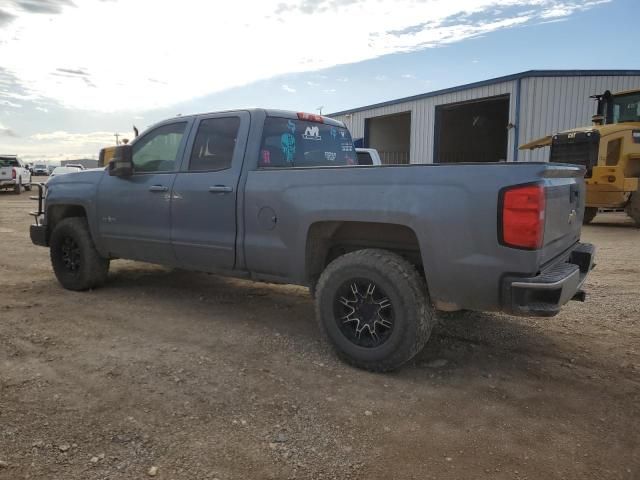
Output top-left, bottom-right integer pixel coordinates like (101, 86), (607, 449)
(25, 182), (32, 191)
(13, 178), (22, 194)
(315, 249), (435, 372)
(626, 193), (640, 227)
(583, 207), (598, 225)
(50, 217), (110, 291)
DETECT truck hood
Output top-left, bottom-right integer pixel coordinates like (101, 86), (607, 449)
(47, 168), (105, 187)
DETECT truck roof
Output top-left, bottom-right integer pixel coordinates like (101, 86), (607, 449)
(150, 108), (346, 130)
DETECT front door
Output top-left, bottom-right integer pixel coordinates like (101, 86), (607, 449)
(170, 112), (250, 271)
(97, 121), (191, 264)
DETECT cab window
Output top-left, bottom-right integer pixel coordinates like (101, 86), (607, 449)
(132, 122), (186, 173)
(189, 117), (240, 171)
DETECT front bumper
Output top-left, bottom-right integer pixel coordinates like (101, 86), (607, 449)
(502, 242), (596, 317)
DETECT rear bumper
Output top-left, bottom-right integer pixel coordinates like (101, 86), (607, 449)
(502, 242), (595, 317)
(0, 179), (16, 187)
(30, 224), (47, 247)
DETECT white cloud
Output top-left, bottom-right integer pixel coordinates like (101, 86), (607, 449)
(0, 0), (610, 112)
(0, 121), (18, 137)
(306, 81), (320, 87)
(323, 88), (336, 94)
(336, 77), (349, 82)
(281, 84), (297, 93)
(35, 106), (49, 112)
(375, 75), (388, 81)
(401, 73), (416, 79)
(31, 130), (116, 145)
(1, 99), (22, 108)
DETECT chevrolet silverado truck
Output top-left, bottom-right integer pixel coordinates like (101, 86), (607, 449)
(29, 109), (595, 371)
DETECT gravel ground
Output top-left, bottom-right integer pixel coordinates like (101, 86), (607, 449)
(1, 189), (639, 480)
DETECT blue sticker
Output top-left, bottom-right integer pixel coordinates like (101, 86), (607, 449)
(330, 127), (337, 140)
(281, 133), (296, 162)
(287, 120), (296, 134)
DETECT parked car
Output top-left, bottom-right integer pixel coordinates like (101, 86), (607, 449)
(355, 148), (382, 165)
(63, 164), (86, 170)
(0, 155), (32, 193)
(33, 163), (49, 176)
(30, 109), (595, 371)
(50, 166), (83, 178)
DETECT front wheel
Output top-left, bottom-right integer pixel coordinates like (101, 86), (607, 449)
(315, 249), (435, 372)
(50, 217), (110, 291)
(583, 207), (598, 225)
(625, 193), (640, 227)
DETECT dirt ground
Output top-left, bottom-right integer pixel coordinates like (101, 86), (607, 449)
(0, 188), (638, 480)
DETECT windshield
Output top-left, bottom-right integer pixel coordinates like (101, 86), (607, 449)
(0, 156), (19, 167)
(35, 164), (46, 169)
(259, 117), (355, 167)
(609, 92), (640, 123)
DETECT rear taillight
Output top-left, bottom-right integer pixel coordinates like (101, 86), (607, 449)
(500, 184), (546, 249)
(297, 112), (324, 123)
(12, 168), (16, 179)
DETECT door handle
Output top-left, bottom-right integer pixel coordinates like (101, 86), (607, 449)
(208, 185), (233, 193)
(149, 185), (169, 192)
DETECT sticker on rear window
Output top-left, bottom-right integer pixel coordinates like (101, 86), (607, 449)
(281, 133), (296, 162)
(303, 126), (321, 141)
(325, 151), (337, 162)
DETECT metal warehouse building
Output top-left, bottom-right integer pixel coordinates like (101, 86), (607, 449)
(330, 70), (640, 164)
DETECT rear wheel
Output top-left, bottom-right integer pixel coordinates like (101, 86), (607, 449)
(625, 193), (640, 227)
(13, 178), (22, 194)
(50, 217), (110, 291)
(315, 249), (435, 372)
(583, 207), (597, 225)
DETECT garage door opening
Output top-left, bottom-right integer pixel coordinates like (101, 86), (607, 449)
(365, 112), (411, 164)
(434, 95), (509, 163)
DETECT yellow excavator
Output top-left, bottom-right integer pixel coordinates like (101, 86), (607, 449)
(520, 89), (640, 225)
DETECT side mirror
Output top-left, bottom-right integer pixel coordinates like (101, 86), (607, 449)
(107, 145), (134, 177)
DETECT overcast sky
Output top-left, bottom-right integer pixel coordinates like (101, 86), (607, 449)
(0, 0), (636, 162)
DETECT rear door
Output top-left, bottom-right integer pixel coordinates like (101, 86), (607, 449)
(170, 112), (250, 271)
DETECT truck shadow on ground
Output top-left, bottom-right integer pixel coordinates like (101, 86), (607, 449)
(101, 264), (581, 379)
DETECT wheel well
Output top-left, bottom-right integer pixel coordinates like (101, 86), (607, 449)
(305, 221), (423, 285)
(47, 204), (87, 238)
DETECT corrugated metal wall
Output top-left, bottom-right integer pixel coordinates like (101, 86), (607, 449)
(332, 74), (640, 164)
(334, 80), (516, 163)
(518, 75), (640, 162)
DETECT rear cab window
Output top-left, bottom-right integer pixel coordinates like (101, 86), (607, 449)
(0, 157), (19, 167)
(259, 117), (355, 168)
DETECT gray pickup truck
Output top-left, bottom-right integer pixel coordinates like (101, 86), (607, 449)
(30, 109), (595, 371)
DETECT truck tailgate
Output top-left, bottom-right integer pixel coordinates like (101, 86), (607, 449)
(540, 166), (585, 265)
(0, 167), (12, 180)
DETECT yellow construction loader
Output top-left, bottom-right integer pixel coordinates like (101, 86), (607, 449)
(520, 89), (640, 225)
(98, 127), (138, 168)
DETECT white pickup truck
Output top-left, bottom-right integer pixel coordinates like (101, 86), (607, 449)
(0, 155), (32, 193)
(355, 148), (382, 165)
